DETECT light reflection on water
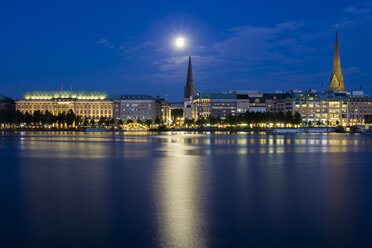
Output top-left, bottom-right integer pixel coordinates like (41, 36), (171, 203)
(155, 142), (207, 248)
(1, 132), (372, 247)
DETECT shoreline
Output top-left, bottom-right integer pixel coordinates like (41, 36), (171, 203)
(0, 127), (358, 134)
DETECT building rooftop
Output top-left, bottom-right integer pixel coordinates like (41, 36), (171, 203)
(110, 94), (154, 100)
(290, 91), (348, 98)
(263, 93), (290, 100)
(197, 93), (236, 99)
(22, 91), (108, 100)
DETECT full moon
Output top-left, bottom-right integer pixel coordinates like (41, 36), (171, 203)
(175, 37), (186, 48)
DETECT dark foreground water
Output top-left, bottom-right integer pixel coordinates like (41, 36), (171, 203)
(1, 132), (372, 248)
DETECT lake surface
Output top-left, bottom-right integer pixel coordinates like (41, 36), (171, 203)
(1, 131), (372, 247)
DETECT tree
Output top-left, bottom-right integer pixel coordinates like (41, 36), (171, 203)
(44, 110), (53, 125)
(145, 119), (152, 126)
(184, 118), (195, 126)
(0, 109), (15, 126)
(90, 119), (95, 126)
(0, 110), (8, 125)
(75, 116), (83, 127)
(65, 110), (76, 127)
(15, 110), (25, 125)
(336, 120), (340, 126)
(118, 119), (124, 126)
(293, 112), (302, 125)
(98, 117), (106, 126)
(154, 117), (161, 125)
(285, 111), (293, 124)
(25, 112), (33, 125)
(196, 117), (206, 127)
(126, 119), (134, 124)
(207, 116), (221, 126)
(83, 118), (89, 126)
(136, 119), (143, 124)
(171, 109), (183, 120)
(226, 114), (237, 125)
(33, 110), (42, 125)
(57, 112), (66, 127)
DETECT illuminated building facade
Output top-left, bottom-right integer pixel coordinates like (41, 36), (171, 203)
(291, 91), (348, 126)
(264, 93), (293, 113)
(15, 91), (113, 120)
(112, 95), (156, 122)
(236, 95), (250, 114)
(193, 93), (236, 119)
(155, 98), (172, 125)
(348, 94), (372, 125)
(247, 94), (266, 113)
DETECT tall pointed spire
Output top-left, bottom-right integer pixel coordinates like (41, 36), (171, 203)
(329, 29), (345, 91)
(184, 56), (195, 99)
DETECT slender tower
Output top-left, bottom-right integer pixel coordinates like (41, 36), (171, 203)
(184, 56), (196, 100)
(329, 29), (345, 91)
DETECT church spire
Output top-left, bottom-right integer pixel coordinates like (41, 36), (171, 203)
(184, 56), (195, 99)
(329, 29), (345, 91)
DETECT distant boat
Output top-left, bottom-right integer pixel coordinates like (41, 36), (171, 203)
(271, 128), (304, 133)
(305, 128), (334, 133)
(85, 127), (109, 132)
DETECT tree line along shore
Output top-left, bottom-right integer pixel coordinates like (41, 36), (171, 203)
(0, 108), (309, 130)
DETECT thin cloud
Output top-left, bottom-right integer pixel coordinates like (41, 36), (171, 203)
(97, 38), (114, 48)
(344, 6), (372, 14)
(212, 22), (303, 63)
(118, 41), (156, 55)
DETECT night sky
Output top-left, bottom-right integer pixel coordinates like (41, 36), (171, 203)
(1, 0), (371, 101)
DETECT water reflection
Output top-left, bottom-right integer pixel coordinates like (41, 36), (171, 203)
(1, 132), (372, 247)
(155, 142), (207, 248)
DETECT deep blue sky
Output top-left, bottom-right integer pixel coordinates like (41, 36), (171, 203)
(1, 0), (371, 101)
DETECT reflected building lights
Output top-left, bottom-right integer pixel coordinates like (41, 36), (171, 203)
(155, 142), (207, 248)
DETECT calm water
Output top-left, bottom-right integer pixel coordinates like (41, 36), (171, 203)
(1, 132), (372, 248)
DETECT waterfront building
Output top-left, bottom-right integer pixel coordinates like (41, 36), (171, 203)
(192, 93), (236, 119)
(329, 30), (345, 91)
(247, 94), (266, 113)
(348, 92), (372, 125)
(236, 94), (250, 114)
(264, 93), (293, 113)
(291, 91), (348, 126)
(155, 98), (172, 125)
(16, 91), (113, 120)
(169, 102), (184, 123)
(112, 95), (156, 122)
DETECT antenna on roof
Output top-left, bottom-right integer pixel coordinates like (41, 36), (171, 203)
(61, 82), (64, 91)
(70, 83), (72, 91)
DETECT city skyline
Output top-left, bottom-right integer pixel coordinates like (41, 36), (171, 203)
(1, 1), (372, 101)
